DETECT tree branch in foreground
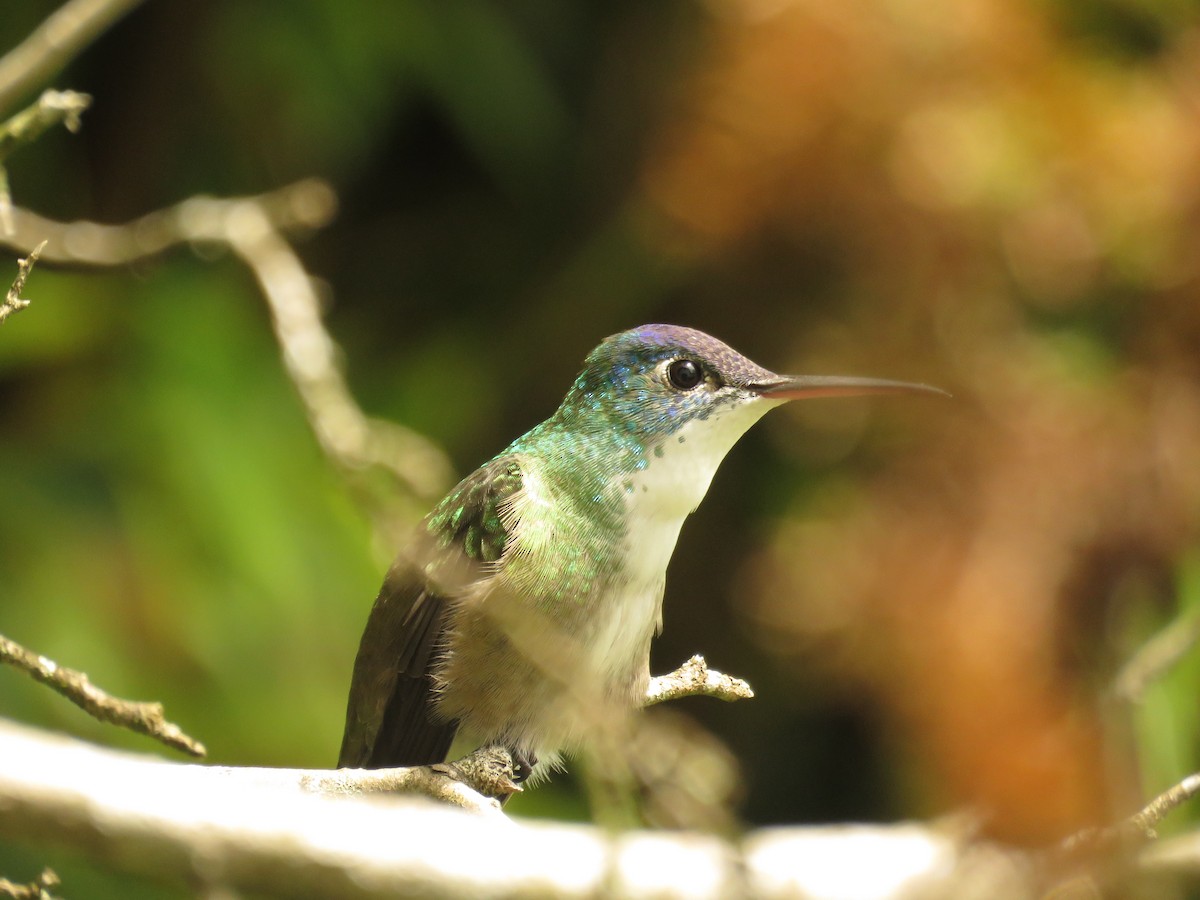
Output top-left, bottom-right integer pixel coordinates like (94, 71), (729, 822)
(0, 183), (455, 502)
(3, 718), (1199, 897)
(0, 240), (44, 323)
(645, 654), (754, 706)
(0, 718), (1044, 899)
(0, 633), (204, 758)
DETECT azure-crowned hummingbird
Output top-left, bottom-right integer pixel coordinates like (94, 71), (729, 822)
(339, 324), (942, 783)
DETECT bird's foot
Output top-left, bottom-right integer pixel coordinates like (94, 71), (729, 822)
(437, 745), (527, 802)
(510, 747), (538, 784)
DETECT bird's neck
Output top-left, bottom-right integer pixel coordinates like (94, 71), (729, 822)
(510, 396), (782, 576)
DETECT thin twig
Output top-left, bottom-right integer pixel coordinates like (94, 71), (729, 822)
(0, 0), (146, 114)
(0, 239), (45, 323)
(0, 632), (205, 758)
(1128, 773), (1200, 837)
(0, 183), (455, 499)
(644, 655), (755, 706)
(0, 868), (60, 900)
(1113, 612), (1200, 702)
(1059, 772), (1200, 861)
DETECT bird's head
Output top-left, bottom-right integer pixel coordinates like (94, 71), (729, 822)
(542, 324), (945, 518)
(556, 323), (943, 440)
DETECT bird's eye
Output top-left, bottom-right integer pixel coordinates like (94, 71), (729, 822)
(667, 358), (704, 391)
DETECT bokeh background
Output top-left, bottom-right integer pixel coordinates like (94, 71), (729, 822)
(3, 0), (1200, 894)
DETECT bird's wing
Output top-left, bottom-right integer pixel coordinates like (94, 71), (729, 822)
(337, 456), (524, 769)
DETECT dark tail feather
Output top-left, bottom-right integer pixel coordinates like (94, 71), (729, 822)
(364, 674), (459, 767)
(338, 587), (459, 769)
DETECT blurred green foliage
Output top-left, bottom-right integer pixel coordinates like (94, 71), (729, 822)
(3, 0), (1200, 894)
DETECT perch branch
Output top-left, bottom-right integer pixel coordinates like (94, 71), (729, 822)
(0, 633), (204, 758)
(0, 183), (454, 500)
(0, 0), (146, 114)
(645, 655), (754, 706)
(0, 718), (1056, 899)
(1, 240), (44, 323)
(3, 719), (1199, 897)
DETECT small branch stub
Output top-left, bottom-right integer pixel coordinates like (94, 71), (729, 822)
(0, 91), (92, 235)
(0, 240), (44, 324)
(0, 90), (91, 158)
(0, 633), (204, 758)
(644, 655), (755, 706)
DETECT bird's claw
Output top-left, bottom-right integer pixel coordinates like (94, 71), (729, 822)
(438, 745), (526, 802)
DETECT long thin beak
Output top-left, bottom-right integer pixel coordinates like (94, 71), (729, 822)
(750, 375), (950, 401)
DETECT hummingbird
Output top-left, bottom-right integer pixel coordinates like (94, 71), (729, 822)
(338, 324), (942, 784)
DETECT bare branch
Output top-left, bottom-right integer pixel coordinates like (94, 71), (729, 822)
(0, 183), (455, 500)
(5, 718), (1200, 897)
(0, 718), (1054, 899)
(0, 0), (146, 114)
(0, 179), (334, 265)
(219, 198), (454, 498)
(0, 239), (44, 323)
(0, 868), (60, 900)
(645, 655), (754, 706)
(0, 633), (204, 758)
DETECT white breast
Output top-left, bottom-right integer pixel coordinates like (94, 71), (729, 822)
(588, 396), (780, 681)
